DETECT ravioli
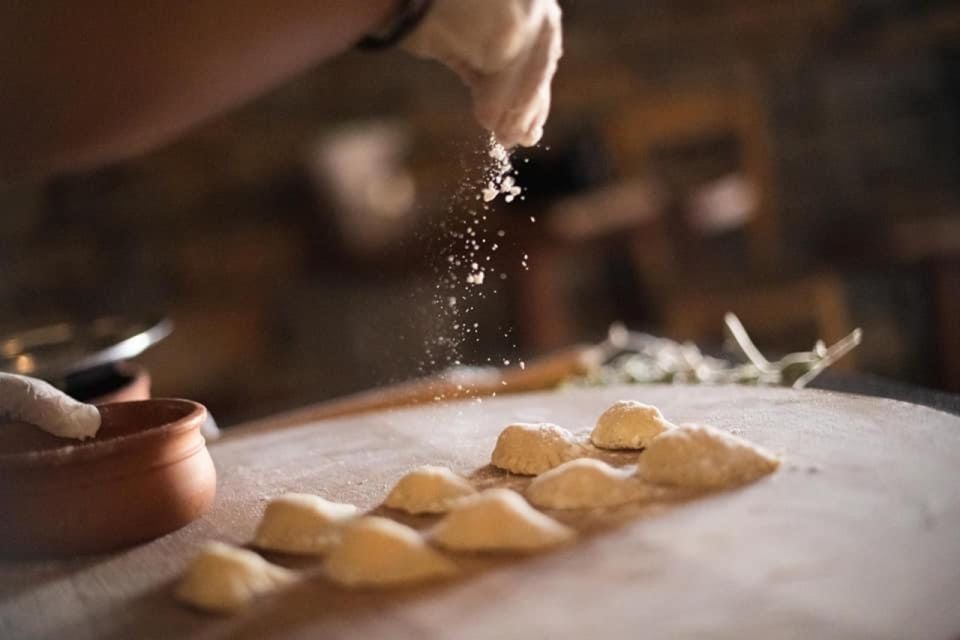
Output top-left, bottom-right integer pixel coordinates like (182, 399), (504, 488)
(526, 458), (648, 509)
(431, 488), (575, 552)
(638, 423), (780, 489)
(384, 465), (477, 514)
(253, 493), (358, 555)
(176, 542), (296, 614)
(491, 422), (584, 475)
(590, 400), (674, 450)
(325, 517), (457, 587)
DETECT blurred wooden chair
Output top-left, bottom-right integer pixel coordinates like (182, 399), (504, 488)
(607, 88), (779, 279)
(882, 215), (960, 391)
(510, 85), (856, 366)
(511, 177), (667, 350)
(603, 86), (857, 363)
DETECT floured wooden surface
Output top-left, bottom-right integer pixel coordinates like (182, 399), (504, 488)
(1, 385), (959, 640)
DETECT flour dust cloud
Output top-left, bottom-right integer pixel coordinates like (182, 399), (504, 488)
(417, 135), (536, 392)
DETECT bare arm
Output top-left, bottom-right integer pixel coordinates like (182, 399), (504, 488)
(0, 0), (399, 178)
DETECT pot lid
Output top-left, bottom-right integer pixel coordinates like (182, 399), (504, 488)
(0, 316), (172, 382)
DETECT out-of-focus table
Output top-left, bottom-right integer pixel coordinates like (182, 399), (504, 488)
(1, 384), (960, 640)
(811, 370), (960, 416)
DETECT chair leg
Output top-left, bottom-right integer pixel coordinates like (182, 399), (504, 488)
(514, 246), (576, 352)
(934, 260), (960, 392)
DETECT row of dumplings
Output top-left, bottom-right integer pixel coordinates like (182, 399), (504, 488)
(176, 401), (779, 613)
(495, 400), (780, 494)
(176, 485), (574, 613)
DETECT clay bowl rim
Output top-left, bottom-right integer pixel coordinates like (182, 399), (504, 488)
(0, 398), (207, 470)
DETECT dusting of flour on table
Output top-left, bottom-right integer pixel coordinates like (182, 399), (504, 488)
(253, 493), (358, 555)
(431, 488), (575, 552)
(418, 137), (531, 386)
(325, 517), (457, 587)
(175, 542), (296, 614)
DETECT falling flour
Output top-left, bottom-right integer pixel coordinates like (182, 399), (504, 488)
(481, 140), (522, 204)
(417, 135), (532, 388)
(464, 138), (522, 287)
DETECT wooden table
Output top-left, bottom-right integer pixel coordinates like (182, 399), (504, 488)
(2, 385), (959, 639)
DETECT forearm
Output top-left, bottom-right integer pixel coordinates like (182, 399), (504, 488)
(0, 0), (399, 178)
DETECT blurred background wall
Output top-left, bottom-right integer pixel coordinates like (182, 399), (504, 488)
(2, 0), (959, 424)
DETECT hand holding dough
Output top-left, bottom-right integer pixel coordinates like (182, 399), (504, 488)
(0, 373), (100, 440)
(403, 0), (562, 147)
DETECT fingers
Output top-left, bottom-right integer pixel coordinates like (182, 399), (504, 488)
(402, 0), (563, 149)
(461, 0), (544, 74)
(0, 373), (101, 440)
(513, 19), (559, 145)
(483, 3), (562, 147)
(518, 84), (550, 147)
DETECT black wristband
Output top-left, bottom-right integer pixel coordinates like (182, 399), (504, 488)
(357, 0), (434, 50)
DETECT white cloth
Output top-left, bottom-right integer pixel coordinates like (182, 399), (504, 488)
(403, 0), (562, 148)
(0, 373), (100, 440)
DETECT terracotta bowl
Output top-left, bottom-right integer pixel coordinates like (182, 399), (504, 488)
(0, 399), (216, 557)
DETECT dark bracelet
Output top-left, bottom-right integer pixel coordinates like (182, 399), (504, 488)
(357, 0), (434, 50)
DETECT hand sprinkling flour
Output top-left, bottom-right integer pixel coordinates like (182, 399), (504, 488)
(408, 0), (564, 381)
(403, 0), (563, 148)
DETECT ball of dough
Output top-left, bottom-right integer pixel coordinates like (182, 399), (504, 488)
(591, 400), (674, 450)
(253, 493), (358, 555)
(491, 422), (584, 475)
(638, 423), (780, 489)
(175, 542), (296, 614)
(384, 465), (477, 514)
(526, 458), (648, 509)
(325, 517), (457, 588)
(430, 488), (575, 552)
